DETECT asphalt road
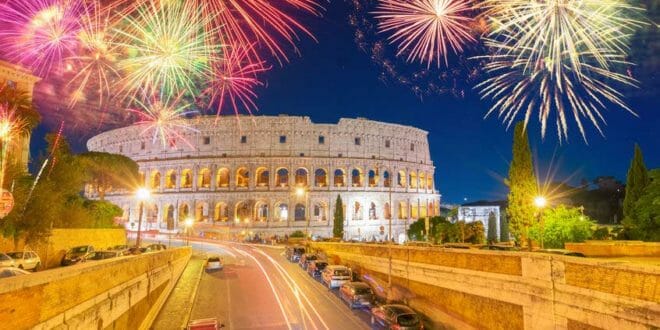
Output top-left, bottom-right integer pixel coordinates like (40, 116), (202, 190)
(186, 241), (371, 330)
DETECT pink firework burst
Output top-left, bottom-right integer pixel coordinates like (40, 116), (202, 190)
(0, 0), (84, 76)
(202, 45), (270, 117)
(373, 0), (477, 68)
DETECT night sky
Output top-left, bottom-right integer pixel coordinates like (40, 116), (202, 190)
(29, 0), (659, 204)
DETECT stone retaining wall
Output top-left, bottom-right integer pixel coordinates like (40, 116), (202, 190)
(565, 241), (660, 257)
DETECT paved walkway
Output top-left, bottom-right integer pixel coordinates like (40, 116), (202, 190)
(152, 256), (204, 330)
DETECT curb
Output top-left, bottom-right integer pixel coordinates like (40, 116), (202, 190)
(180, 258), (205, 330)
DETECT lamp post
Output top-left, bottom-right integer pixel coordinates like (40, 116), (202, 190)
(184, 217), (194, 246)
(134, 187), (151, 248)
(534, 196), (547, 249)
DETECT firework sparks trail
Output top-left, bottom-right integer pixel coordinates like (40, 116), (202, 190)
(127, 91), (199, 149)
(202, 45), (271, 117)
(476, 0), (646, 142)
(0, 0), (84, 76)
(373, 0), (477, 68)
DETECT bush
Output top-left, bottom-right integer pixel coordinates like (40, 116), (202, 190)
(592, 227), (610, 240)
(529, 206), (595, 248)
(290, 230), (305, 238)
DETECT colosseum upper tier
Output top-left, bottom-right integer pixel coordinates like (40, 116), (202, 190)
(86, 115), (441, 241)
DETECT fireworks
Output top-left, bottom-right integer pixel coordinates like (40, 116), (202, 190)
(128, 91), (199, 149)
(113, 0), (221, 100)
(201, 45), (270, 116)
(373, 0), (477, 68)
(477, 0), (645, 141)
(0, 0), (84, 76)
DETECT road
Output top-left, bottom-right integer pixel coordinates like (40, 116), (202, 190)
(184, 240), (371, 330)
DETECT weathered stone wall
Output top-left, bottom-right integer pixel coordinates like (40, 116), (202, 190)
(310, 242), (660, 330)
(0, 228), (127, 269)
(565, 241), (660, 257)
(0, 247), (191, 330)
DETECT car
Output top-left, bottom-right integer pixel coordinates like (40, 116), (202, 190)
(206, 256), (223, 271)
(285, 246), (306, 262)
(89, 250), (123, 260)
(298, 253), (319, 270)
(0, 253), (15, 267)
(61, 245), (95, 266)
(7, 251), (41, 271)
(0, 266), (31, 278)
(147, 243), (167, 252)
(322, 265), (351, 289)
(536, 249), (586, 257)
(339, 282), (375, 309)
(371, 304), (424, 330)
(307, 260), (328, 277)
(108, 244), (129, 251)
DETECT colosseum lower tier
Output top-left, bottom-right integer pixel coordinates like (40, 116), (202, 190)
(86, 115), (441, 242)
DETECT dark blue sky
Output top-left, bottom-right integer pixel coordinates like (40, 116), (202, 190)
(30, 1), (659, 204)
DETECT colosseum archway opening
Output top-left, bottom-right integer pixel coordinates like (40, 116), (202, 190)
(255, 202), (269, 221)
(147, 204), (158, 224)
(165, 205), (175, 230)
(295, 168), (308, 186)
(333, 169), (345, 187)
(235, 201), (251, 221)
(313, 202), (327, 221)
(294, 204), (306, 221)
(236, 168), (249, 188)
(351, 169), (363, 187)
(276, 203), (288, 221)
(195, 202), (208, 222)
(383, 171), (391, 188)
(409, 172), (418, 189)
(150, 171), (161, 190)
(419, 172), (426, 190)
(276, 168), (289, 187)
(368, 170), (378, 187)
(398, 201), (407, 219)
(353, 201), (363, 220)
(214, 203), (228, 222)
(397, 171), (406, 188)
(198, 168), (211, 188)
(216, 168), (230, 188)
(181, 169), (193, 188)
(314, 169), (327, 187)
(179, 203), (190, 221)
(369, 202), (377, 220)
(256, 167), (269, 187)
(166, 170), (176, 189)
(384, 202), (391, 219)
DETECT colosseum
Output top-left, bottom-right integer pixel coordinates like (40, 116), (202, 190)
(86, 115), (441, 242)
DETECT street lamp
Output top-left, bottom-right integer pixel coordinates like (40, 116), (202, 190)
(134, 187), (151, 248)
(534, 195), (547, 249)
(184, 217), (194, 246)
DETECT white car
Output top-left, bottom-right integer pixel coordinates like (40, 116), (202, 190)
(205, 256), (223, 271)
(0, 253), (15, 267)
(322, 265), (351, 289)
(7, 251), (41, 271)
(0, 267), (31, 278)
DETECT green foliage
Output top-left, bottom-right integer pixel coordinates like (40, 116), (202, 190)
(0, 83), (40, 132)
(407, 218), (426, 241)
(78, 151), (139, 201)
(487, 211), (498, 243)
(500, 211), (510, 242)
(460, 221), (486, 244)
(507, 122), (538, 246)
(333, 195), (344, 238)
(408, 217), (484, 244)
(623, 144), (649, 225)
(592, 227), (610, 240)
(529, 206), (595, 248)
(630, 169), (660, 241)
(290, 230), (305, 238)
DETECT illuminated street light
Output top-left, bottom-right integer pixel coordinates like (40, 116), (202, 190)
(534, 196), (547, 208)
(534, 195), (547, 249)
(295, 186), (305, 197)
(184, 217), (194, 246)
(134, 187), (151, 248)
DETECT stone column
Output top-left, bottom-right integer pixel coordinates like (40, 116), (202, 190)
(210, 165), (217, 190)
(192, 165), (198, 191)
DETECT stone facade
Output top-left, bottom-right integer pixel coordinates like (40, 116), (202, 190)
(458, 204), (502, 239)
(86, 115), (441, 240)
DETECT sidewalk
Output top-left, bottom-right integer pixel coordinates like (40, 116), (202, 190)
(151, 256), (204, 330)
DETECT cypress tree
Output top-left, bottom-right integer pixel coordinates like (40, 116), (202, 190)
(500, 211), (510, 242)
(333, 195), (344, 239)
(487, 211), (498, 243)
(506, 122), (537, 247)
(623, 144), (650, 230)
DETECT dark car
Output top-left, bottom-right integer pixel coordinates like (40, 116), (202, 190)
(371, 304), (423, 330)
(61, 245), (95, 266)
(90, 250), (123, 260)
(146, 243), (167, 252)
(298, 253), (318, 270)
(339, 282), (375, 309)
(285, 246), (305, 262)
(307, 260), (328, 277)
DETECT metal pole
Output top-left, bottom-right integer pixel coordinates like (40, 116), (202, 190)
(136, 201), (144, 247)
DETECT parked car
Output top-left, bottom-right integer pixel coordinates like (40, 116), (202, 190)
(339, 282), (375, 309)
(0, 266), (31, 278)
(0, 253), (15, 267)
(61, 245), (95, 266)
(108, 245), (128, 251)
(536, 249), (586, 257)
(90, 250), (123, 260)
(298, 253), (319, 270)
(7, 251), (41, 271)
(371, 304), (424, 330)
(147, 243), (167, 252)
(307, 260), (328, 277)
(285, 246), (306, 262)
(205, 256), (223, 271)
(322, 265), (351, 289)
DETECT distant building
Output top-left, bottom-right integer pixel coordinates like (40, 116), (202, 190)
(0, 60), (40, 172)
(458, 200), (507, 240)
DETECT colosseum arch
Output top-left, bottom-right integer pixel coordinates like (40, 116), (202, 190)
(147, 204), (158, 223)
(419, 172), (426, 190)
(383, 170), (391, 188)
(276, 168), (289, 187)
(198, 168), (211, 188)
(398, 201), (407, 219)
(368, 169), (378, 187)
(181, 169), (193, 188)
(235, 201), (251, 221)
(275, 202), (288, 221)
(138, 172), (145, 186)
(195, 202), (208, 221)
(427, 174), (433, 190)
(255, 201), (269, 221)
(411, 201), (419, 218)
(314, 168), (327, 187)
(409, 171), (418, 189)
(165, 205), (175, 230)
(236, 167), (249, 188)
(351, 168), (363, 187)
(179, 203), (190, 220)
(384, 202), (392, 219)
(312, 202), (328, 221)
(150, 170), (161, 190)
(397, 170), (406, 188)
(295, 168), (308, 186)
(256, 167), (269, 187)
(216, 168), (230, 188)
(333, 169), (345, 187)
(165, 170), (177, 189)
(294, 203), (306, 221)
(353, 201), (363, 220)
(369, 202), (377, 220)
(214, 202), (228, 222)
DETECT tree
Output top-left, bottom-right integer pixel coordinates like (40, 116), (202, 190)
(0, 83), (40, 131)
(78, 152), (139, 201)
(464, 221), (485, 244)
(500, 211), (510, 242)
(631, 169), (660, 241)
(487, 211), (498, 243)
(528, 206), (595, 248)
(623, 144), (650, 234)
(506, 122), (538, 247)
(333, 195), (344, 239)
